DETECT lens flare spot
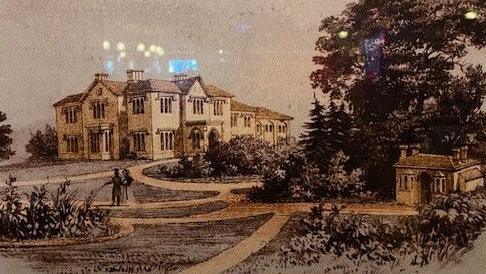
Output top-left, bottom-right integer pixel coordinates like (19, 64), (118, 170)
(465, 10), (477, 20)
(137, 43), (145, 52)
(117, 42), (126, 51)
(120, 51), (126, 58)
(149, 45), (157, 52)
(144, 51), (151, 58)
(102, 40), (110, 50)
(219, 49), (224, 54)
(338, 30), (349, 39)
(156, 46), (164, 56)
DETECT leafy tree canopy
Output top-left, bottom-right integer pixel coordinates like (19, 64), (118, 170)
(0, 111), (14, 160)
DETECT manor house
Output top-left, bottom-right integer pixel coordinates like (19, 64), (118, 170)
(53, 70), (293, 160)
(394, 145), (484, 206)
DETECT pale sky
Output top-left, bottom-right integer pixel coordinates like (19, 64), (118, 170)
(0, 0), (484, 161)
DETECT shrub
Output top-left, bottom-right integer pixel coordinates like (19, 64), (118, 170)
(25, 124), (58, 161)
(0, 180), (111, 241)
(281, 191), (486, 271)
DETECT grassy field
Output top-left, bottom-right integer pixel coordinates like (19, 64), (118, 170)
(0, 159), (150, 182)
(0, 214), (273, 273)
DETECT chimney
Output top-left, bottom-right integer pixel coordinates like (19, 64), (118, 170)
(410, 144), (421, 156)
(452, 148), (461, 163)
(174, 73), (187, 81)
(460, 145), (468, 163)
(127, 69), (144, 83)
(399, 145), (408, 159)
(95, 73), (108, 82)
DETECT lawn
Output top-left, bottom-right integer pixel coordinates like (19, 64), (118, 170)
(111, 201), (228, 218)
(0, 159), (150, 182)
(0, 214), (273, 273)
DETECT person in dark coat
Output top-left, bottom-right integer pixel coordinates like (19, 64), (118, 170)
(105, 168), (123, 206)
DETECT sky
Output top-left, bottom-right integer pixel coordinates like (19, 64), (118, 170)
(0, 0), (484, 161)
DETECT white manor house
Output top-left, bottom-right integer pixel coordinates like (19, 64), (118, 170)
(53, 70), (293, 160)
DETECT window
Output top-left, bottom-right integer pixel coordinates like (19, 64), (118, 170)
(269, 124), (274, 132)
(191, 129), (203, 149)
(161, 97), (172, 113)
(133, 132), (146, 151)
(92, 102), (106, 119)
(231, 115), (238, 127)
(193, 98), (204, 114)
(132, 98), (145, 114)
(243, 116), (251, 127)
(257, 124), (261, 133)
(161, 131), (175, 151)
(399, 175), (413, 191)
(90, 132), (101, 153)
(433, 177), (446, 194)
(66, 136), (79, 153)
(65, 109), (77, 124)
(265, 125), (269, 132)
(213, 100), (223, 116)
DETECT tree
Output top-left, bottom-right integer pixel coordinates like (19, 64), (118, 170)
(25, 124), (58, 161)
(0, 111), (14, 160)
(299, 99), (330, 172)
(327, 101), (353, 155)
(311, 0), (486, 192)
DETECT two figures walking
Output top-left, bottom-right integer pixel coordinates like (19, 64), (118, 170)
(105, 168), (133, 206)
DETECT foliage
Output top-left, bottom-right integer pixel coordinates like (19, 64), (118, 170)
(25, 124), (58, 161)
(0, 111), (14, 160)
(250, 149), (364, 202)
(204, 136), (274, 176)
(300, 99), (330, 172)
(0, 180), (111, 241)
(159, 154), (211, 179)
(281, 191), (486, 271)
(311, 0), (486, 193)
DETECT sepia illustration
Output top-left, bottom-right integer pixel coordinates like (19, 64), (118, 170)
(0, 0), (485, 273)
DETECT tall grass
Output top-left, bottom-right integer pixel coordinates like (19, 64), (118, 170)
(0, 179), (111, 241)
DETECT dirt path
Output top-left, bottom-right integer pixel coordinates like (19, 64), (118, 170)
(7, 159), (417, 273)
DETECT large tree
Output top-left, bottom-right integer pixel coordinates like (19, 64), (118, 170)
(0, 111), (14, 160)
(311, 0), (486, 191)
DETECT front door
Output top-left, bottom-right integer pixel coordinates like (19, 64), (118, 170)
(419, 172), (432, 204)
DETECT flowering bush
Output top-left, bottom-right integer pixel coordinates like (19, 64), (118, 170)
(0, 180), (111, 241)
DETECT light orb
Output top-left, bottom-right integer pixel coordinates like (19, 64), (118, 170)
(117, 42), (126, 51)
(465, 10), (477, 20)
(338, 30), (349, 39)
(120, 51), (126, 58)
(144, 51), (151, 58)
(149, 45), (156, 52)
(136, 43), (145, 52)
(102, 40), (110, 50)
(219, 49), (223, 54)
(156, 46), (164, 56)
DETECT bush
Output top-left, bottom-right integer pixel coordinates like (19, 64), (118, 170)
(25, 124), (58, 161)
(0, 180), (111, 241)
(160, 154), (210, 179)
(281, 191), (486, 271)
(249, 150), (365, 202)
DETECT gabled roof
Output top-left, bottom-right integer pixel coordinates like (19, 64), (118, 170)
(53, 92), (83, 107)
(459, 168), (483, 182)
(230, 99), (293, 120)
(204, 84), (234, 98)
(394, 153), (481, 171)
(174, 77), (199, 93)
(103, 80), (127, 95)
(127, 79), (182, 94)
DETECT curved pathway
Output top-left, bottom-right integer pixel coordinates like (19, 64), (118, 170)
(8, 159), (417, 273)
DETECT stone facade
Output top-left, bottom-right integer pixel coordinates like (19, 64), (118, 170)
(53, 71), (293, 160)
(394, 145), (484, 206)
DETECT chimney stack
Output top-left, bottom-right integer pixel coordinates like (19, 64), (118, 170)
(460, 145), (468, 163)
(452, 148), (461, 163)
(95, 73), (108, 82)
(399, 145), (408, 159)
(127, 69), (144, 83)
(410, 144), (421, 156)
(174, 73), (187, 81)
